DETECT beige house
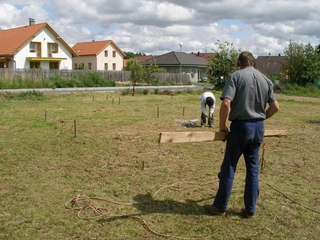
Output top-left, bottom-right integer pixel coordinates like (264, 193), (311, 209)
(72, 40), (125, 70)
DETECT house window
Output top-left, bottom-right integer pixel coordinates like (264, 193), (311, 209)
(105, 63), (108, 70)
(48, 43), (58, 57)
(113, 51), (116, 58)
(78, 63), (84, 70)
(112, 63), (116, 70)
(49, 62), (59, 69)
(74, 63), (78, 70)
(105, 50), (108, 57)
(30, 61), (41, 69)
(88, 63), (92, 70)
(30, 42), (41, 57)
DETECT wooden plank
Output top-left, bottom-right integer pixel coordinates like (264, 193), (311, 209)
(158, 131), (227, 143)
(263, 130), (287, 138)
(158, 130), (287, 143)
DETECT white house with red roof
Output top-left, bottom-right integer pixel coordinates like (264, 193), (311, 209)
(0, 19), (77, 70)
(72, 40), (126, 71)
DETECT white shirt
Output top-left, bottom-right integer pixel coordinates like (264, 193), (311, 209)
(200, 92), (216, 115)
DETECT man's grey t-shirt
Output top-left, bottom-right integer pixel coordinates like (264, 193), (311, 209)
(220, 66), (277, 121)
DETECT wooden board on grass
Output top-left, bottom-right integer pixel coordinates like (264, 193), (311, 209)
(159, 130), (287, 143)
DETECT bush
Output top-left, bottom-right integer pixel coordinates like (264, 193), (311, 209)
(48, 72), (116, 88)
(143, 89), (149, 95)
(82, 72), (116, 87)
(280, 83), (320, 97)
(120, 88), (131, 95)
(160, 90), (174, 95)
(0, 90), (45, 100)
(79, 72), (103, 87)
(50, 76), (73, 88)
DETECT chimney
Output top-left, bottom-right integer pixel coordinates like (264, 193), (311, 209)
(29, 18), (35, 25)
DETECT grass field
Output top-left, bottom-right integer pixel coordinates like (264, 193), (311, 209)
(0, 90), (320, 240)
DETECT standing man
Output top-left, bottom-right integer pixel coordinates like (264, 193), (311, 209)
(204, 51), (279, 217)
(200, 91), (216, 128)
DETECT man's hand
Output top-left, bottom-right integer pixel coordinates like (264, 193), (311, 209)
(220, 126), (229, 132)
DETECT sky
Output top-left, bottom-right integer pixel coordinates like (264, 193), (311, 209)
(1, 0), (320, 57)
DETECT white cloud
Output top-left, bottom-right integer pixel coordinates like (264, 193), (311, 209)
(1, 0), (320, 56)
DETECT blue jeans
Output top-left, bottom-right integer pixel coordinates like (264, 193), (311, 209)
(213, 119), (264, 214)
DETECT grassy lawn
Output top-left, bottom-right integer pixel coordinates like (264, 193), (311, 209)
(0, 90), (319, 239)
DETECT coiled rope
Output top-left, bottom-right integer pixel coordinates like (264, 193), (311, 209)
(65, 181), (214, 239)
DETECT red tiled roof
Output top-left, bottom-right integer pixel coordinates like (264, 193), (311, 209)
(72, 40), (125, 57)
(134, 55), (155, 62)
(190, 52), (214, 61)
(255, 56), (287, 75)
(0, 23), (46, 55)
(0, 22), (77, 57)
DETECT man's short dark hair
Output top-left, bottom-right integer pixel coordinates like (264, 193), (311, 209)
(206, 97), (214, 107)
(237, 51), (255, 67)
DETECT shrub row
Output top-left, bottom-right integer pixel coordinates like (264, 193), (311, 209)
(0, 72), (116, 89)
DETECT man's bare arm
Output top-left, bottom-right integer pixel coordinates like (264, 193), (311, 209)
(266, 100), (279, 119)
(219, 98), (231, 132)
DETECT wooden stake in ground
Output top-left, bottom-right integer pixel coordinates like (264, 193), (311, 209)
(158, 130), (287, 143)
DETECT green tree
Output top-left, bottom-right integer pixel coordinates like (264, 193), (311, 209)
(208, 40), (241, 90)
(124, 59), (167, 95)
(142, 59), (166, 85)
(124, 52), (146, 59)
(125, 59), (143, 96)
(316, 44), (320, 54)
(283, 40), (320, 86)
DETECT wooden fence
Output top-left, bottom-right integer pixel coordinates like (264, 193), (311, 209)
(0, 69), (190, 84)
